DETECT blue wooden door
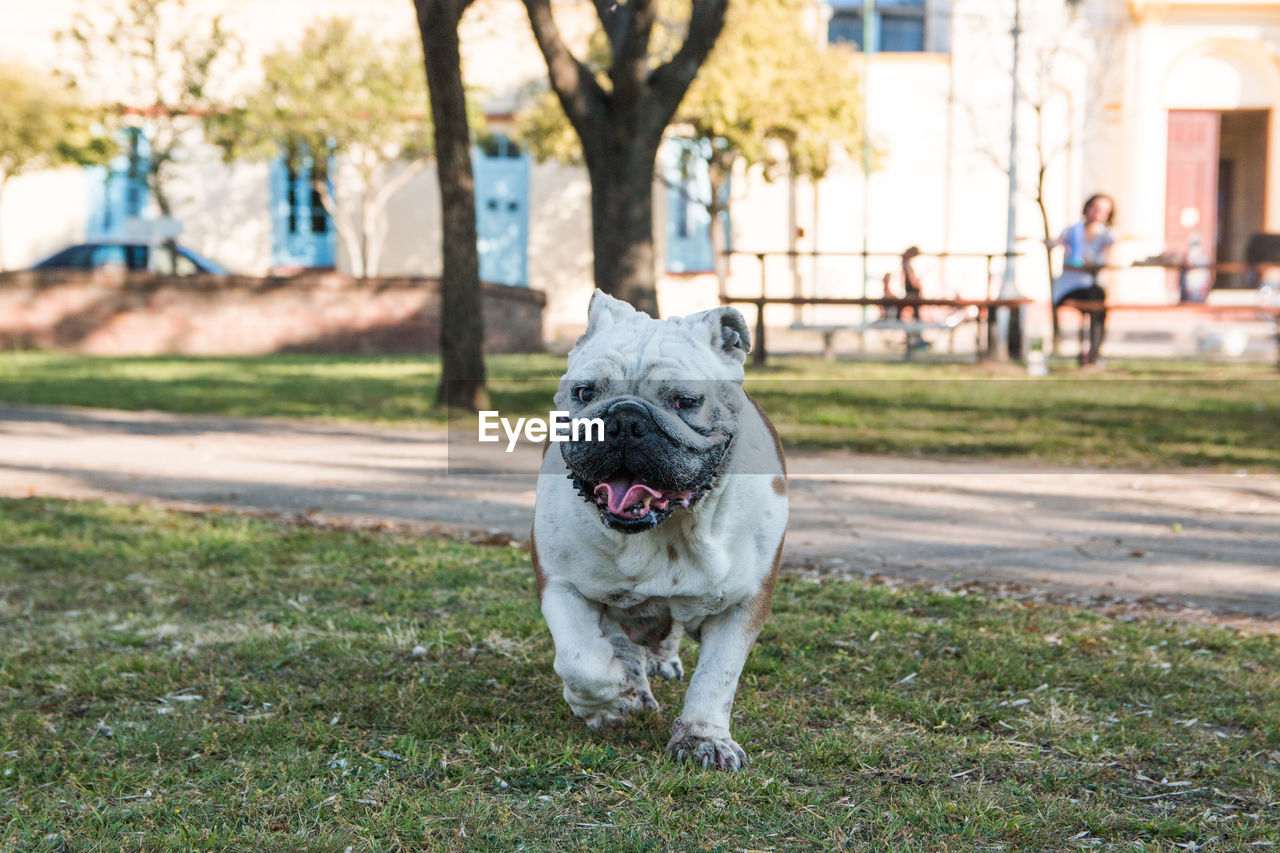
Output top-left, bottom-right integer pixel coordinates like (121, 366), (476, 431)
(473, 136), (529, 287)
(270, 149), (336, 269)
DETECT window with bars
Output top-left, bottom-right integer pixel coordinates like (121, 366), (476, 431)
(270, 145), (336, 268)
(284, 156), (330, 237)
(828, 0), (927, 53)
(662, 137), (730, 274)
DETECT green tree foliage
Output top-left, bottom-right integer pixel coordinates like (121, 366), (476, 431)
(516, 0), (863, 290)
(0, 64), (113, 270)
(208, 18), (439, 278)
(60, 0), (237, 217)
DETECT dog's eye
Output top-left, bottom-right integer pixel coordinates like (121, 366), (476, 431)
(673, 395), (703, 411)
(574, 385), (595, 403)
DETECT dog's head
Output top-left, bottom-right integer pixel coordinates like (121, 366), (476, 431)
(556, 291), (751, 534)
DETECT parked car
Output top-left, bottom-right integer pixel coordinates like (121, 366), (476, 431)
(31, 238), (230, 275)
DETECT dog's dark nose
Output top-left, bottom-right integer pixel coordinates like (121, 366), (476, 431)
(604, 400), (650, 442)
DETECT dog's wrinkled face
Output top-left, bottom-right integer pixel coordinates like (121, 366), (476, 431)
(557, 292), (752, 533)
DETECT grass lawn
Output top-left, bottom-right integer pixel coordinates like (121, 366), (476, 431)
(2, 498), (1278, 851)
(1, 352), (1278, 470)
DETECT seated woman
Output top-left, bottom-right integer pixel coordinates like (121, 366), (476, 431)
(1046, 193), (1116, 364)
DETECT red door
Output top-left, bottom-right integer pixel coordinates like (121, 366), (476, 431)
(1165, 110), (1220, 261)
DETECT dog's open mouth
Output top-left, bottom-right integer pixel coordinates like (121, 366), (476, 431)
(594, 474), (694, 519)
(570, 471), (704, 532)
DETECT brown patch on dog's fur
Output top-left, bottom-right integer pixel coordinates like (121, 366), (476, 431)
(743, 536), (784, 639)
(771, 475), (786, 496)
(749, 395), (786, 476)
(667, 543), (679, 562)
(619, 607), (676, 652)
(530, 527), (547, 601)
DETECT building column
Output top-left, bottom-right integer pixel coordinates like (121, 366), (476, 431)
(1125, 14), (1168, 247)
(1267, 108), (1280, 232)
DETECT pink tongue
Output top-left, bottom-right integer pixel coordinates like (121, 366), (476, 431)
(594, 476), (663, 515)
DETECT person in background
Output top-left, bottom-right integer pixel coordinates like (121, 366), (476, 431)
(897, 246), (926, 351)
(1046, 193), (1116, 365)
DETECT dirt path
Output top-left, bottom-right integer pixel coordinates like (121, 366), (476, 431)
(2, 404), (1277, 622)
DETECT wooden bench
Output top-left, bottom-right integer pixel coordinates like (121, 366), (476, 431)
(719, 296), (1032, 365)
(791, 310), (976, 361)
(1060, 300), (1280, 366)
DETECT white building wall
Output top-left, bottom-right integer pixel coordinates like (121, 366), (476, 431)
(0, 170), (93, 271)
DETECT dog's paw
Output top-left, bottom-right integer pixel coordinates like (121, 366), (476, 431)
(570, 687), (649, 730)
(666, 720), (747, 772)
(646, 653), (684, 681)
(561, 657), (657, 729)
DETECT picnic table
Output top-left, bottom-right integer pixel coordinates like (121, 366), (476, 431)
(717, 295), (1033, 366)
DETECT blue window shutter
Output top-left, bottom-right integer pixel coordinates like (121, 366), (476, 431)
(316, 155), (336, 268)
(98, 127), (153, 234)
(105, 173), (124, 233)
(103, 146), (130, 235)
(268, 155), (291, 266)
(297, 152), (314, 253)
(128, 129), (150, 217)
(300, 153), (315, 265)
(663, 138), (716, 274)
(84, 166), (108, 238)
(718, 172), (732, 257)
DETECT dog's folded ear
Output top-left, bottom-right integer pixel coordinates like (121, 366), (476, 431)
(579, 290), (641, 345)
(686, 306), (752, 362)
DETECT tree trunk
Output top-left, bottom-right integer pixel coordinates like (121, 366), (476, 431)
(587, 138), (661, 316)
(150, 155), (173, 219)
(316, 179), (365, 278)
(365, 195), (385, 279)
(360, 190), (375, 278)
(1036, 193), (1059, 355)
(706, 157), (732, 299)
(416, 0), (488, 411)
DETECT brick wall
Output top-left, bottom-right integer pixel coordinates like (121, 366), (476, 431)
(0, 271), (544, 355)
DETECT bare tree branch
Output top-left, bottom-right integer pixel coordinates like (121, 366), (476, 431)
(523, 0), (607, 135)
(646, 0), (728, 131)
(608, 0), (657, 107)
(315, 177), (364, 277)
(592, 0), (628, 52)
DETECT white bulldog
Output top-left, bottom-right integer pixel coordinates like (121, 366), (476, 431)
(531, 291), (788, 771)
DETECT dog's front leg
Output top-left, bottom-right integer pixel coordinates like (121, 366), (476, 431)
(666, 581), (775, 771)
(542, 582), (645, 730)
